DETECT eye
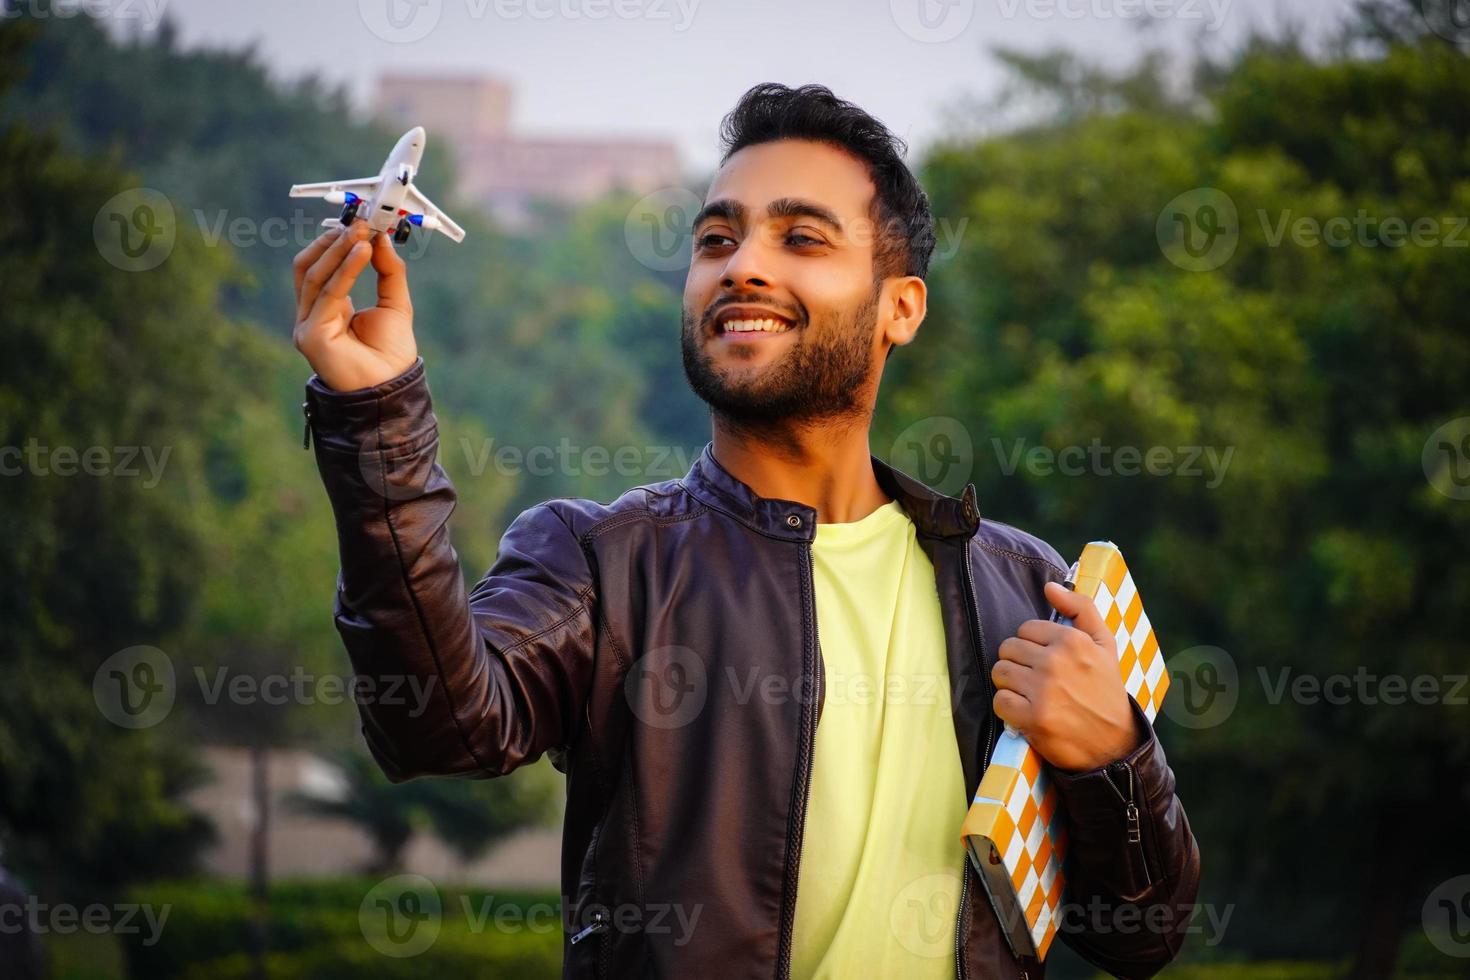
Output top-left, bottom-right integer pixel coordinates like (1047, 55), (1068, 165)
(695, 232), (735, 249)
(786, 232), (825, 247)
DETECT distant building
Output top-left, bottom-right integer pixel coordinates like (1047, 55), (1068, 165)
(376, 73), (682, 227)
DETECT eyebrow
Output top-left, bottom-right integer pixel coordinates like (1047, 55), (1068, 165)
(690, 197), (846, 235)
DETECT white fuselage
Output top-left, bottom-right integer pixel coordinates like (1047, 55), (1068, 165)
(356, 127), (425, 234)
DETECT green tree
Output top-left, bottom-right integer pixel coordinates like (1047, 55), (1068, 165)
(0, 17), (239, 895)
(888, 16), (1470, 974)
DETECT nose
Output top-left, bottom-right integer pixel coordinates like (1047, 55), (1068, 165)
(720, 238), (772, 291)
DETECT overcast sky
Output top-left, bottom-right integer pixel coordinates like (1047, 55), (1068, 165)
(113, 0), (1359, 172)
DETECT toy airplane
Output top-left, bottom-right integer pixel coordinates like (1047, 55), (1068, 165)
(289, 126), (466, 244)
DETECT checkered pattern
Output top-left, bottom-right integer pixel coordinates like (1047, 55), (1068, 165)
(960, 541), (1168, 961)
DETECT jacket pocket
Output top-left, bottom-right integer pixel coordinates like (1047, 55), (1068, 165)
(566, 820), (610, 978)
(1104, 759), (1159, 899)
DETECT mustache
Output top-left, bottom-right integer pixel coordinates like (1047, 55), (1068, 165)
(701, 296), (804, 328)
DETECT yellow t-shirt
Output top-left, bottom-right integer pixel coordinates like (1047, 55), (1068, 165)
(790, 499), (969, 979)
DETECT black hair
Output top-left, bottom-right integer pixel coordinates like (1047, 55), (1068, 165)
(717, 83), (936, 282)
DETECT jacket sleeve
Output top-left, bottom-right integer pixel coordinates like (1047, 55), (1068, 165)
(303, 358), (598, 782)
(1050, 697), (1202, 978)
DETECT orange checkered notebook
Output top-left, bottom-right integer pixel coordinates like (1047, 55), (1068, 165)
(959, 541), (1169, 961)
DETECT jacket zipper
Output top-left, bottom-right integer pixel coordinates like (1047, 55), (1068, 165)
(569, 909), (608, 945)
(301, 400), (313, 450)
(775, 542), (823, 979)
(1110, 760), (1152, 887)
(954, 859), (970, 980)
(956, 539), (989, 980)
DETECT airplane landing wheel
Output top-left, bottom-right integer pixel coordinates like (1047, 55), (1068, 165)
(340, 201), (359, 225)
(394, 217), (413, 245)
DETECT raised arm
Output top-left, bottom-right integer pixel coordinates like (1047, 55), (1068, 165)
(294, 222), (597, 781)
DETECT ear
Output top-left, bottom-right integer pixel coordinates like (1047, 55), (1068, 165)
(882, 275), (927, 349)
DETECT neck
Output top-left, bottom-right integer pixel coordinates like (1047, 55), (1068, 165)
(709, 412), (891, 524)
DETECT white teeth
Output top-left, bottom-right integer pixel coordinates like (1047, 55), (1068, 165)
(722, 318), (789, 333)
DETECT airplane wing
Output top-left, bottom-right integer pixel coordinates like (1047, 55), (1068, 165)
(405, 184), (467, 243)
(289, 176), (381, 199)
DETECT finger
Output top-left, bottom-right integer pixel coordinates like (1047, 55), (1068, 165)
(296, 223), (360, 318)
(298, 222), (369, 321)
(370, 229), (411, 314)
(991, 658), (1036, 694)
(998, 635), (1048, 667)
(1044, 580), (1111, 646)
(993, 689), (1034, 732)
(1015, 618), (1067, 646)
(293, 225), (344, 301)
(310, 239), (374, 321)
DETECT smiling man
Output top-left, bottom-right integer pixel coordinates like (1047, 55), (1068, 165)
(294, 83), (1199, 979)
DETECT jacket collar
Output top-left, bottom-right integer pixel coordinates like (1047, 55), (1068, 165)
(681, 442), (981, 542)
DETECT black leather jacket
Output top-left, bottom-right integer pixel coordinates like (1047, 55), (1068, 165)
(303, 358), (1200, 979)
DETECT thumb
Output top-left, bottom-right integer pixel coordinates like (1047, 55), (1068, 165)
(1044, 580), (1111, 645)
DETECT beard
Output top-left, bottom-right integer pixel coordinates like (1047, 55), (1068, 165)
(680, 282), (880, 429)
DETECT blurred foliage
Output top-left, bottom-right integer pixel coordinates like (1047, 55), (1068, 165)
(286, 749), (560, 875)
(0, 17), (224, 897)
(884, 9), (1470, 975)
(0, 10), (541, 907)
(118, 877), (561, 979)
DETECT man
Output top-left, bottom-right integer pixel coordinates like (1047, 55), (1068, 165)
(293, 83), (1199, 979)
